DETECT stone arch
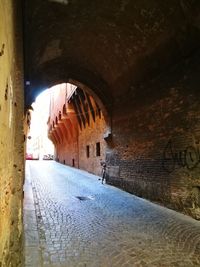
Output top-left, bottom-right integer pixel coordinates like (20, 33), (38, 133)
(25, 60), (112, 135)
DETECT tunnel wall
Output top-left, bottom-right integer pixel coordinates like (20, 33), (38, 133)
(0, 1), (24, 266)
(47, 58), (200, 219)
(106, 55), (200, 219)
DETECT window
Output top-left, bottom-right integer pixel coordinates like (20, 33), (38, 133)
(96, 142), (100, 157)
(86, 145), (90, 158)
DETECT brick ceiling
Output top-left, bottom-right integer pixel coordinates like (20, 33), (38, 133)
(23, 0), (200, 108)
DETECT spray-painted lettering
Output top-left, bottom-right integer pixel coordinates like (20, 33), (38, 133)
(162, 139), (200, 173)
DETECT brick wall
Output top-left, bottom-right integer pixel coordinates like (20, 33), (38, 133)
(57, 141), (78, 167)
(56, 110), (107, 175)
(106, 54), (200, 219)
(48, 85), (107, 176)
(0, 0), (24, 266)
(47, 59), (200, 220)
(78, 111), (107, 176)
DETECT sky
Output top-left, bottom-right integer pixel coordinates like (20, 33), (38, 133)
(30, 89), (50, 137)
(27, 88), (54, 156)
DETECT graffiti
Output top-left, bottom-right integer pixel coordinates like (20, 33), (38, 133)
(162, 139), (200, 173)
(0, 43), (5, 56)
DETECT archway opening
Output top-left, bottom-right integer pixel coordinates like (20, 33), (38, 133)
(25, 89), (54, 161)
(26, 81), (111, 176)
(24, 82), (113, 267)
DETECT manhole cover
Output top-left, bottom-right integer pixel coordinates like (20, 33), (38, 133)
(76, 196), (94, 201)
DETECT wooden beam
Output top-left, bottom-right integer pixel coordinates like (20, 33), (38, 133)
(74, 93), (86, 128)
(71, 96), (82, 129)
(85, 92), (96, 122)
(77, 88), (90, 125)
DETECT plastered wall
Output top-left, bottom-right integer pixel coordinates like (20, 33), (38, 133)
(0, 1), (24, 266)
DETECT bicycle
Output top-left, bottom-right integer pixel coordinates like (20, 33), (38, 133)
(100, 161), (107, 184)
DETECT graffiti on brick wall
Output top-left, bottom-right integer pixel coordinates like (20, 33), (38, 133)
(162, 139), (200, 172)
(0, 43), (5, 56)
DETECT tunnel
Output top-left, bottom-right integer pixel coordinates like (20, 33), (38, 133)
(1, 0), (200, 266)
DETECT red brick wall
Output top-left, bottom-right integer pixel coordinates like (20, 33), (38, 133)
(78, 111), (107, 176)
(48, 85), (107, 176)
(57, 141), (78, 167)
(49, 83), (76, 124)
(106, 56), (200, 219)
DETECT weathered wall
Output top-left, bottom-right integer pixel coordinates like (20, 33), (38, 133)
(106, 53), (200, 219)
(48, 83), (77, 165)
(78, 111), (107, 176)
(0, 0), (24, 266)
(57, 141), (78, 167)
(48, 85), (107, 176)
(56, 111), (107, 176)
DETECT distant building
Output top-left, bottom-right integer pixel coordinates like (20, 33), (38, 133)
(47, 83), (108, 176)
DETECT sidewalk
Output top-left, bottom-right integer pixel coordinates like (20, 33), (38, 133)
(23, 163), (42, 267)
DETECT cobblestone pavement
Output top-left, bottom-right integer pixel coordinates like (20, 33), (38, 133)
(24, 161), (200, 267)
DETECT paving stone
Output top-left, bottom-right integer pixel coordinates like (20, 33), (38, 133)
(24, 161), (200, 267)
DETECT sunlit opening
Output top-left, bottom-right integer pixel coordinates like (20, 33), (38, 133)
(26, 82), (109, 176)
(26, 89), (54, 160)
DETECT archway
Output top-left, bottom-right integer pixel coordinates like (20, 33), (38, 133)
(42, 82), (111, 175)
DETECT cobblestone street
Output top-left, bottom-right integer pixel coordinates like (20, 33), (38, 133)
(24, 161), (200, 267)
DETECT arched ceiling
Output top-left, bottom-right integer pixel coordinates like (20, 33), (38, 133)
(24, 0), (200, 108)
